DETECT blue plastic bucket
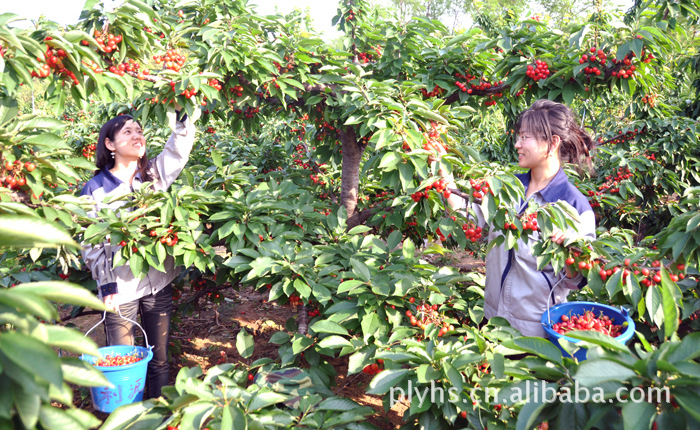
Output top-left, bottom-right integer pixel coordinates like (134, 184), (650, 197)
(541, 301), (635, 361)
(81, 345), (153, 412)
(81, 311), (154, 413)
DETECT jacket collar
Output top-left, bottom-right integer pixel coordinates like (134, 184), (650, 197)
(519, 168), (569, 203)
(99, 168), (143, 194)
(98, 168), (123, 194)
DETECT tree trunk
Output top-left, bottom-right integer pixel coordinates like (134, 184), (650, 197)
(339, 126), (365, 229)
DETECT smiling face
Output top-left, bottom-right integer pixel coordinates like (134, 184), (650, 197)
(515, 129), (549, 169)
(105, 119), (146, 162)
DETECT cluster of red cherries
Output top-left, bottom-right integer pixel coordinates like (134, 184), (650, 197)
(154, 49), (186, 72)
(420, 84), (444, 98)
(411, 178), (451, 202)
(462, 222), (483, 242)
(96, 352), (144, 367)
(362, 359), (384, 375)
(552, 310), (624, 337)
(525, 59), (551, 81)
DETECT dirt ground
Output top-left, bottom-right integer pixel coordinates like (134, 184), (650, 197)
(65, 249), (483, 429)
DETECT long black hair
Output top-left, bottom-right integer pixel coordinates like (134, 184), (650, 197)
(94, 114), (152, 181)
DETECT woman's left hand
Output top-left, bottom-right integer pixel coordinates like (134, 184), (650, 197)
(551, 227), (567, 245)
(551, 228), (577, 278)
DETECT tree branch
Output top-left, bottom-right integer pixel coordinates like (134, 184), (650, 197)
(444, 82), (511, 104)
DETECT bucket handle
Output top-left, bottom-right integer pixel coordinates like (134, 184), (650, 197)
(544, 276), (567, 328)
(85, 310), (151, 350)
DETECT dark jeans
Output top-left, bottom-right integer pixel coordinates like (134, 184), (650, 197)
(104, 284), (172, 399)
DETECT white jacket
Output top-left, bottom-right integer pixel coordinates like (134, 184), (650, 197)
(80, 117), (196, 306)
(475, 169), (597, 337)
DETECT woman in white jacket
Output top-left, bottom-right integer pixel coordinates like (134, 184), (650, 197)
(439, 100), (597, 337)
(81, 110), (196, 398)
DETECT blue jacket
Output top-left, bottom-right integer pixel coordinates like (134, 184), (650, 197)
(479, 168), (596, 337)
(80, 117), (196, 305)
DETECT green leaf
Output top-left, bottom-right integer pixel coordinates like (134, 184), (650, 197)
(11, 282), (107, 310)
(361, 313), (381, 340)
(318, 397), (364, 411)
(61, 357), (111, 387)
(293, 278), (312, 299)
(562, 85), (576, 105)
(403, 238), (416, 261)
(443, 363), (463, 393)
(491, 353), (505, 379)
(0, 215), (79, 249)
(247, 391), (290, 411)
(674, 389), (700, 422)
(23, 133), (70, 150)
(221, 403), (247, 429)
(269, 332), (290, 345)
(38, 405), (85, 430)
(0, 97), (19, 126)
(646, 285), (664, 329)
(416, 364), (441, 383)
(563, 330), (629, 353)
(621, 401), (656, 430)
(100, 400), (161, 430)
(13, 390), (40, 429)
(310, 320), (349, 336)
(0, 289), (58, 322)
(515, 396), (547, 430)
(366, 369), (410, 395)
(337, 280), (365, 294)
(349, 258), (371, 282)
(347, 225), (372, 235)
(236, 329), (255, 359)
(291, 335), (313, 354)
(282, 77), (304, 90)
(503, 337), (562, 364)
(44, 325), (101, 357)
(211, 150), (223, 169)
(413, 108), (447, 125)
(317, 335), (352, 349)
(129, 253), (145, 278)
(574, 359), (636, 386)
(660, 269), (680, 338)
(0, 332), (63, 388)
(378, 152), (400, 170)
(667, 332), (700, 363)
(398, 163), (414, 190)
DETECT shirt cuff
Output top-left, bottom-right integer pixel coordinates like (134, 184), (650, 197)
(99, 282), (118, 297)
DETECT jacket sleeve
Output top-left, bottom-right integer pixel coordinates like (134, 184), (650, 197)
(555, 209), (597, 290)
(80, 192), (118, 299)
(151, 112), (196, 190)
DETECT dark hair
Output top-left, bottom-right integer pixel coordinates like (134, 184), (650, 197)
(95, 115), (152, 181)
(515, 99), (595, 172)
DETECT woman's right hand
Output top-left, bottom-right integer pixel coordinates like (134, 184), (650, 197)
(103, 294), (119, 312)
(427, 144), (447, 165)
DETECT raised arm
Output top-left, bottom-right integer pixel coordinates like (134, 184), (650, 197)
(151, 111), (197, 190)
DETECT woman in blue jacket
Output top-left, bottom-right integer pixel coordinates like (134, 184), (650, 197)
(81, 110), (197, 398)
(439, 100), (597, 336)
